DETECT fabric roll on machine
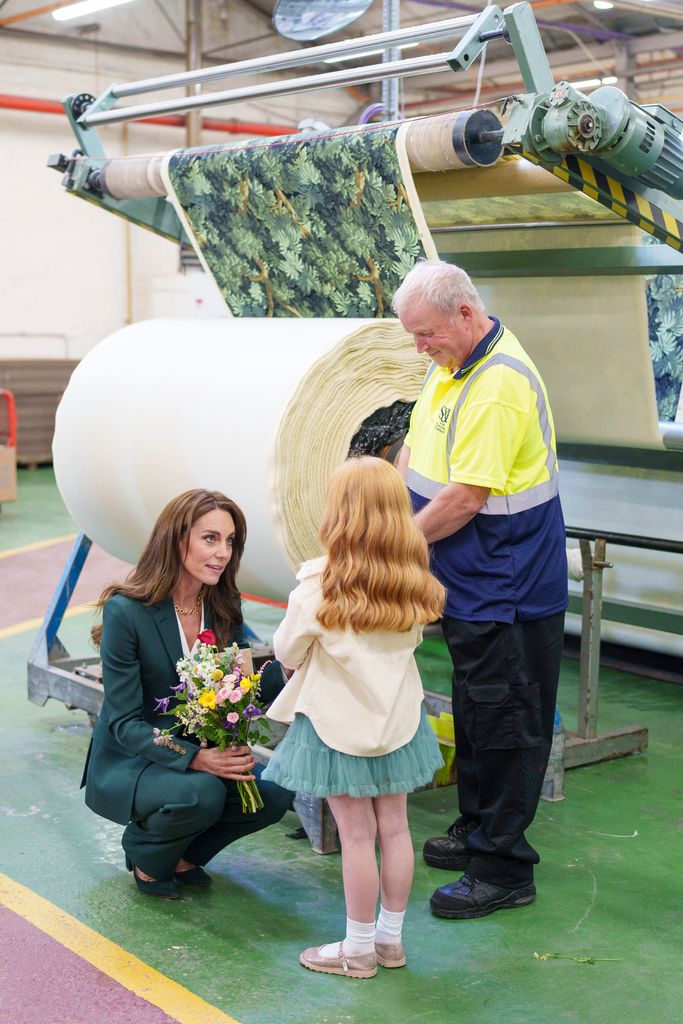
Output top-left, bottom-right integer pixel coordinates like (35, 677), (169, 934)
(31, 3), (683, 838)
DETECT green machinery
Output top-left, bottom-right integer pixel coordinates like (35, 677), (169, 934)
(49, 2), (683, 261)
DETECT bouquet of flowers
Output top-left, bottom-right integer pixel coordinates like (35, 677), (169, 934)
(154, 628), (271, 814)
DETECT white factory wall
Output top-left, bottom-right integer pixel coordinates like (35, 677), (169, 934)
(0, 3), (360, 361)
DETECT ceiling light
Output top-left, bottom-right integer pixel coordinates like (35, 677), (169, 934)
(593, 1), (614, 9)
(569, 75), (619, 90)
(53, 0), (137, 21)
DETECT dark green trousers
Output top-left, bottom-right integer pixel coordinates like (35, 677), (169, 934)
(122, 764), (292, 879)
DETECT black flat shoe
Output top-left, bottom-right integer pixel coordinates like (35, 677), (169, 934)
(174, 866), (212, 888)
(125, 857), (180, 899)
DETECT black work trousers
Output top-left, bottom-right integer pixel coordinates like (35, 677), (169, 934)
(442, 612), (565, 887)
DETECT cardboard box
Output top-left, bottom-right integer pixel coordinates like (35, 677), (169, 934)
(0, 445), (17, 503)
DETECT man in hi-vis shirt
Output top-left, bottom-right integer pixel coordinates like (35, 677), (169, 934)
(394, 260), (568, 920)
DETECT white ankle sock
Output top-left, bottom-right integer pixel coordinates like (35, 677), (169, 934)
(319, 917), (375, 959)
(375, 906), (405, 945)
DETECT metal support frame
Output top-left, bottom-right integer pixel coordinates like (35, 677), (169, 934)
(185, 0), (203, 150)
(115, 14), (480, 99)
(381, 0), (401, 123)
(27, 532), (104, 719)
(563, 529), (658, 769)
(442, 244), (683, 278)
(50, 99), (187, 243)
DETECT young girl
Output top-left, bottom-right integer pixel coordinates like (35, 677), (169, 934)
(261, 457), (445, 979)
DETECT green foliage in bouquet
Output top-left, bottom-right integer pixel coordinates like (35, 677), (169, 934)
(154, 630), (271, 812)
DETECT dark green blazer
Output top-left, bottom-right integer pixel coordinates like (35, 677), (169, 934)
(82, 594), (284, 826)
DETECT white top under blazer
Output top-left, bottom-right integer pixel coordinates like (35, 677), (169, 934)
(267, 556), (425, 757)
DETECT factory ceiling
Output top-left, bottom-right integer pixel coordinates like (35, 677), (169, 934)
(2, 0), (682, 116)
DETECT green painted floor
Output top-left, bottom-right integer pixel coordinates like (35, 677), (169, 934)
(0, 466), (75, 549)
(2, 470), (683, 1023)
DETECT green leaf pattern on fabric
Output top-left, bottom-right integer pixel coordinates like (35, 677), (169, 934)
(644, 234), (683, 421)
(167, 126), (428, 318)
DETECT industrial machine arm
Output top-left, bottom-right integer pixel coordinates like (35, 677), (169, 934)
(48, 2), (683, 251)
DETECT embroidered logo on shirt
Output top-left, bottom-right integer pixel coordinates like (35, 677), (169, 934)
(434, 405), (451, 434)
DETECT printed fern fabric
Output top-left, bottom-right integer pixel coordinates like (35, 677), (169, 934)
(646, 269), (683, 422)
(165, 125), (429, 318)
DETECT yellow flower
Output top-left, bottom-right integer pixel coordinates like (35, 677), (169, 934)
(198, 689), (217, 710)
(241, 677), (253, 692)
(211, 669), (224, 682)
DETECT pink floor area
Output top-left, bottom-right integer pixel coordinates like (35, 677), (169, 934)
(0, 540), (131, 631)
(0, 904), (181, 1024)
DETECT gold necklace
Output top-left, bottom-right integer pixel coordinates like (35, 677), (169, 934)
(173, 589), (203, 616)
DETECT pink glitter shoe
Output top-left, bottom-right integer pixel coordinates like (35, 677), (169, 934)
(300, 942), (377, 979)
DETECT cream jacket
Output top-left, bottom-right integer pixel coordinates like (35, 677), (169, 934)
(267, 556), (425, 757)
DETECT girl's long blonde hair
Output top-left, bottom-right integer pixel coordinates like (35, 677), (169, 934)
(317, 457), (445, 632)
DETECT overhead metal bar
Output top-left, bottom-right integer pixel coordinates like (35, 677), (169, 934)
(82, 50), (461, 127)
(382, 0), (401, 122)
(105, 13), (481, 102)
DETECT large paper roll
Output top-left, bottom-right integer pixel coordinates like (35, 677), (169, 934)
(53, 317), (427, 601)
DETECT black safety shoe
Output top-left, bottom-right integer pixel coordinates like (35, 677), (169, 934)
(422, 819), (478, 871)
(430, 873), (536, 919)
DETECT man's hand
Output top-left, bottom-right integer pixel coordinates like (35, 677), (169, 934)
(190, 745), (256, 781)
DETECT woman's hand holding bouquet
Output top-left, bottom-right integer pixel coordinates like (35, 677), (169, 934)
(154, 629), (271, 813)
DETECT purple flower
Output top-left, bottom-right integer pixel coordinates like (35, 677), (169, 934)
(154, 696), (171, 714)
(170, 682), (186, 694)
(242, 705), (262, 718)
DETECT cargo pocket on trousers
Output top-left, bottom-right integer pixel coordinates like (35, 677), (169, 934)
(467, 679), (517, 750)
(468, 680), (544, 750)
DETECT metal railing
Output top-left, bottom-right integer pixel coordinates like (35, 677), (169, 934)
(80, 13), (483, 127)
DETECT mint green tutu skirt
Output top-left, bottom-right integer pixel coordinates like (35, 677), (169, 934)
(261, 705), (443, 798)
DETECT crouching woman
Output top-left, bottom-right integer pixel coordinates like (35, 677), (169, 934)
(82, 489), (291, 899)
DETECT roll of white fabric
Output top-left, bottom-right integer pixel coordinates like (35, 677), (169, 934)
(53, 318), (427, 602)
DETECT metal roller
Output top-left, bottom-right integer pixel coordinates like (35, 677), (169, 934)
(87, 109), (503, 201)
(404, 108), (503, 173)
(94, 154), (167, 200)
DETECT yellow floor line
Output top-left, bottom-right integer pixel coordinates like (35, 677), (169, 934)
(0, 533), (77, 560)
(0, 873), (240, 1024)
(0, 603), (94, 640)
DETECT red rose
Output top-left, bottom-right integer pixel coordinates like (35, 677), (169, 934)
(197, 629), (217, 645)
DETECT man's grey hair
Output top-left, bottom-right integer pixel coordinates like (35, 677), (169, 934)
(392, 260), (485, 322)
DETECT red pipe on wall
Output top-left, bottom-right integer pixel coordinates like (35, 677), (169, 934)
(0, 92), (297, 137)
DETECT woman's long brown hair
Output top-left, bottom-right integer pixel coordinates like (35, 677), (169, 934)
(317, 457), (445, 632)
(91, 489), (246, 648)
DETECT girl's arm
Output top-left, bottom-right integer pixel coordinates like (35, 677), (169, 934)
(272, 582), (319, 672)
(232, 620), (286, 703)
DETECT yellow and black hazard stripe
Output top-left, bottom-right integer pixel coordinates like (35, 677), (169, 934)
(522, 149), (683, 252)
